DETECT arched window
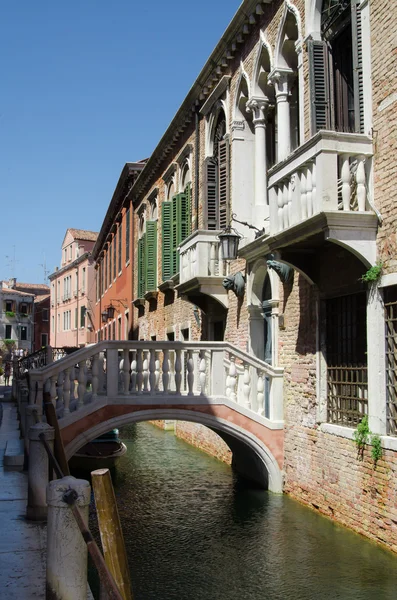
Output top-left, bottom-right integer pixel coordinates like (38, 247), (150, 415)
(308, 0), (363, 133)
(204, 109), (229, 230)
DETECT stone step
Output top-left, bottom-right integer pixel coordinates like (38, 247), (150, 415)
(4, 439), (24, 471)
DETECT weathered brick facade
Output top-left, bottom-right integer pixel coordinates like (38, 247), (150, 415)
(92, 0), (397, 551)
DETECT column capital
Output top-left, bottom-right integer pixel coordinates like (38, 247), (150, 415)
(246, 96), (270, 124)
(268, 68), (295, 99)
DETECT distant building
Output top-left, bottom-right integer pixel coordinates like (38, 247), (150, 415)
(0, 278), (50, 354)
(49, 228), (98, 348)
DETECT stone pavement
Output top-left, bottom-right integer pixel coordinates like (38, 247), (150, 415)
(0, 385), (46, 599)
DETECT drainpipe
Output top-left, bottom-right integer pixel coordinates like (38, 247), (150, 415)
(195, 108), (200, 230)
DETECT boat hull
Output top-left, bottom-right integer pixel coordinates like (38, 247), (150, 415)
(69, 441), (127, 472)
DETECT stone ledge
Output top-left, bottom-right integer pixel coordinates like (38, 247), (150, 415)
(4, 439), (24, 471)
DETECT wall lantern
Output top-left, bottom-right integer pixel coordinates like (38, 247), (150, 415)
(106, 304), (116, 320)
(101, 310), (109, 323)
(218, 226), (242, 261)
(218, 213), (266, 260)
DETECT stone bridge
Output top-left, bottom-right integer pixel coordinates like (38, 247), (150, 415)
(26, 341), (285, 492)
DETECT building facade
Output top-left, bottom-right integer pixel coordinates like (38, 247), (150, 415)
(92, 0), (397, 550)
(49, 229), (98, 349)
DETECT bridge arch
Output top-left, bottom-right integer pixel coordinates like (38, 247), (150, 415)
(64, 408), (283, 493)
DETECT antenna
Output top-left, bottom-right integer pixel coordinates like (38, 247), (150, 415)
(40, 255), (50, 283)
(5, 245), (18, 277)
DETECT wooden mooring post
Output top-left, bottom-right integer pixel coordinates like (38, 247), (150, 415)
(92, 468), (133, 600)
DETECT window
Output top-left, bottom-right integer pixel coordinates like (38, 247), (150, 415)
(69, 245), (72, 260)
(5, 301), (12, 312)
(57, 314), (60, 332)
(326, 292), (367, 426)
(74, 308), (78, 329)
(138, 221), (158, 296)
(80, 306), (86, 328)
(63, 248), (67, 264)
(125, 207), (130, 264)
(118, 222), (122, 273)
(5, 325), (12, 339)
(112, 321), (116, 340)
(125, 311), (129, 339)
(41, 333), (48, 347)
(42, 308), (48, 322)
(82, 268), (86, 293)
(104, 248), (108, 290)
(20, 326), (27, 341)
(308, 0), (364, 134)
(118, 316), (122, 340)
(113, 234), (117, 280)
(204, 113), (229, 230)
(20, 303), (28, 314)
(109, 242), (112, 284)
(51, 316), (54, 333)
(384, 286), (397, 435)
(161, 192), (190, 281)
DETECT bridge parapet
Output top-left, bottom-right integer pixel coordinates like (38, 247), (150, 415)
(26, 341), (284, 428)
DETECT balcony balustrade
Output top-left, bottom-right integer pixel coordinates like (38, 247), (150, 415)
(268, 131), (375, 237)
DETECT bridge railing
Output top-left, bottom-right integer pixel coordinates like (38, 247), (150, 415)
(27, 341), (284, 425)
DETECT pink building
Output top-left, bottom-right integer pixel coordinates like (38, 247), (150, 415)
(49, 229), (98, 349)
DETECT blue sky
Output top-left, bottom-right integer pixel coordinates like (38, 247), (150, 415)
(0, 0), (241, 284)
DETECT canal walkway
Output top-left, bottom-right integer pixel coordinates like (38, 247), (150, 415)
(0, 385), (46, 598)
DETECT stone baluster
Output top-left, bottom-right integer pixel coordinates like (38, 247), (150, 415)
(136, 349), (143, 394)
(50, 375), (57, 407)
(29, 376), (36, 406)
(91, 353), (99, 401)
(311, 160), (317, 212)
(155, 353), (160, 392)
(143, 351), (149, 392)
(277, 187), (283, 232)
(175, 349), (182, 395)
(356, 155), (366, 211)
(187, 350), (194, 395)
(69, 367), (76, 402)
(63, 368), (71, 414)
(341, 154), (351, 211)
(242, 362), (251, 409)
(218, 242), (225, 276)
(227, 357), (237, 403)
(199, 350), (206, 395)
(283, 182), (289, 229)
(300, 169), (307, 220)
(257, 371), (265, 416)
(123, 349), (130, 395)
(306, 165), (313, 217)
(56, 371), (64, 409)
(98, 353), (105, 394)
(210, 243), (216, 276)
(130, 352), (137, 393)
(287, 177), (293, 226)
(77, 361), (86, 408)
(149, 348), (156, 392)
(162, 349), (170, 393)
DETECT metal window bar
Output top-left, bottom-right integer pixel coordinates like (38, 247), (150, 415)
(384, 285), (397, 435)
(326, 292), (368, 425)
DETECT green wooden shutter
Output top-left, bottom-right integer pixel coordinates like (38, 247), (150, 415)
(351, 0), (364, 133)
(172, 195), (179, 275)
(162, 202), (172, 281)
(179, 190), (191, 243)
(184, 184), (192, 239)
(205, 157), (218, 230)
(145, 221), (157, 292)
(218, 138), (229, 230)
(308, 39), (331, 134)
(138, 235), (146, 297)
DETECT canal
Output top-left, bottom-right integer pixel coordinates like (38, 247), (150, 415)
(88, 422), (397, 599)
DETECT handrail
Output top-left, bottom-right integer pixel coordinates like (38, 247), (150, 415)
(29, 340), (283, 379)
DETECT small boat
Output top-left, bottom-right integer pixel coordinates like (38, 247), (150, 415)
(69, 429), (127, 472)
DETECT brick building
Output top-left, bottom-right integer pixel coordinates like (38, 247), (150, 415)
(49, 229), (98, 348)
(93, 0), (397, 550)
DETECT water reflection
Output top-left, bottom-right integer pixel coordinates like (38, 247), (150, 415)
(89, 422), (397, 600)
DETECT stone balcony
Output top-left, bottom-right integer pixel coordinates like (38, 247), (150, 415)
(262, 131), (378, 267)
(175, 230), (229, 309)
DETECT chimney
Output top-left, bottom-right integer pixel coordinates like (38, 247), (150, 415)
(8, 277), (16, 289)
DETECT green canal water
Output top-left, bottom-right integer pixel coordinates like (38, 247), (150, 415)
(88, 422), (397, 599)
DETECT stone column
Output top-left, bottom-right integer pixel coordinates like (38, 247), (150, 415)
(46, 476), (91, 600)
(27, 422), (55, 521)
(269, 68), (294, 162)
(24, 404), (42, 454)
(246, 97), (270, 210)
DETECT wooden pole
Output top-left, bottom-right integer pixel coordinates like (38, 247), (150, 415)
(91, 468), (133, 600)
(43, 392), (70, 476)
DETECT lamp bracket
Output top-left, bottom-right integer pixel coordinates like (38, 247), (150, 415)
(231, 213), (265, 238)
